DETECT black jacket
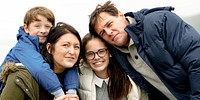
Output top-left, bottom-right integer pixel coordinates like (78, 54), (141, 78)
(110, 6), (200, 100)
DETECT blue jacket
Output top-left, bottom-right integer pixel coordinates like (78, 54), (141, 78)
(110, 7), (200, 100)
(1, 26), (78, 93)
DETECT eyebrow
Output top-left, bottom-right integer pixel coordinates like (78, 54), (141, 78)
(99, 20), (111, 35)
(104, 20), (111, 27)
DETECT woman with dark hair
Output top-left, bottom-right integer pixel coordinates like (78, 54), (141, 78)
(40, 22), (82, 100)
(78, 33), (148, 100)
(0, 22), (82, 100)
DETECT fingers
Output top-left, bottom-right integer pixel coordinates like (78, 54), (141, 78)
(54, 95), (68, 100)
(66, 94), (79, 100)
(54, 94), (79, 100)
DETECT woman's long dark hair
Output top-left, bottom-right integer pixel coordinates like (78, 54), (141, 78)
(82, 33), (131, 100)
(40, 22), (83, 71)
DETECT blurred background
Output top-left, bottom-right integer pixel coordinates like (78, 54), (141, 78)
(0, 0), (199, 63)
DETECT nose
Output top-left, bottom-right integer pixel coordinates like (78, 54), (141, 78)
(104, 28), (113, 36)
(68, 47), (75, 54)
(93, 52), (100, 59)
(40, 26), (48, 34)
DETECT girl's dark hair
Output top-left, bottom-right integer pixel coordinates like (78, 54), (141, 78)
(41, 22), (83, 71)
(82, 33), (131, 100)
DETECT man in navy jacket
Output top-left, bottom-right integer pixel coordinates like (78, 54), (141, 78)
(89, 1), (200, 100)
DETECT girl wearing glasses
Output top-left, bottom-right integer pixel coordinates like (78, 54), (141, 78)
(78, 33), (148, 100)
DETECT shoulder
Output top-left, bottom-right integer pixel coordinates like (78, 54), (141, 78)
(78, 63), (95, 100)
(79, 62), (94, 84)
(127, 75), (148, 100)
(79, 63), (93, 76)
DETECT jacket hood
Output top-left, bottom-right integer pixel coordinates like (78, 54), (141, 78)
(17, 26), (27, 40)
(16, 26), (40, 51)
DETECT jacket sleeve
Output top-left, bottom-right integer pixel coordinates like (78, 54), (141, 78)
(14, 43), (62, 94)
(64, 67), (78, 91)
(163, 12), (200, 99)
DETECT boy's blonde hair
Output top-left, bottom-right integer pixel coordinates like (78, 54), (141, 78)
(24, 6), (55, 27)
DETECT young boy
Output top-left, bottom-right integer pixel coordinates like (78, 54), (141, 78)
(0, 6), (78, 99)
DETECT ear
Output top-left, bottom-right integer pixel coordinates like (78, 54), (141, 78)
(46, 43), (52, 54)
(109, 53), (112, 57)
(118, 11), (124, 17)
(23, 24), (29, 33)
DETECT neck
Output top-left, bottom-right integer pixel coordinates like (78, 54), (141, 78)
(94, 69), (109, 79)
(53, 66), (65, 74)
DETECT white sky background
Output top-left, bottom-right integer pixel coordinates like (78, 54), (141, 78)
(0, 0), (200, 63)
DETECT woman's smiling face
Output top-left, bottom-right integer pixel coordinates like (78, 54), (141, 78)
(50, 33), (80, 73)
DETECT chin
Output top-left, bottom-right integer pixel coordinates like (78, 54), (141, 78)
(39, 40), (45, 44)
(65, 64), (74, 68)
